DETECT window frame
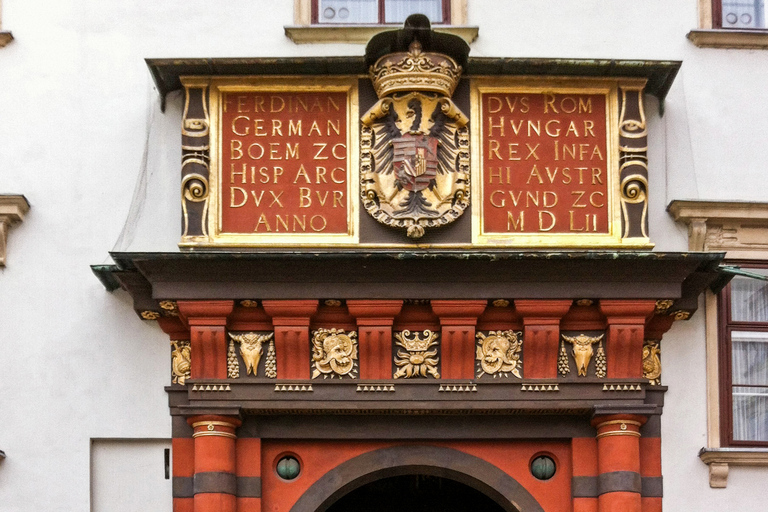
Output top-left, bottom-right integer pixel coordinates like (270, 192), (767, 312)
(712, 0), (767, 30)
(718, 260), (768, 447)
(688, 0), (768, 48)
(311, 0), (451, 25)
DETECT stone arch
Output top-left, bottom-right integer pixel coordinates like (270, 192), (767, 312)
(289, 445), (546, 512)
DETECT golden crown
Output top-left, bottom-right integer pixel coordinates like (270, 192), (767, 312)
(370, 41), (463, 98)
(396, 330), (439, 352)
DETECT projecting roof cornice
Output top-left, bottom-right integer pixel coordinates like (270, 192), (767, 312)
(145, 57), (681, 111)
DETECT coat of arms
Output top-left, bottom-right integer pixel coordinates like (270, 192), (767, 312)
(361, 35), (470, 239)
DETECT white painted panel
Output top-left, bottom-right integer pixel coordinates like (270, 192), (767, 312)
(91, 439), (172, 512)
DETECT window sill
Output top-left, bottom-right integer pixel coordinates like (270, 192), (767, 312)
(688, 29), (768, 49)
(284, 25), (478, 45)
(0, 31), (12, 48)
(698, 447), (768, 488)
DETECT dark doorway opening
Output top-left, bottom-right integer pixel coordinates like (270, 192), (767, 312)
(325, 474), (508, 512)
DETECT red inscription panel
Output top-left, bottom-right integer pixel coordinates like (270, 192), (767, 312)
(220, 90), (350, 236)
(480, 90), (611, 236)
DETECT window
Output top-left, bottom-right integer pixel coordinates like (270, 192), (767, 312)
(287, 0), (475, 44)
(688, 0), (768, 48)
(313, 0), (449, 25)
(715, 0), (766, 30)
(720, 265), (768, 445)
(668, 200), (768, 487)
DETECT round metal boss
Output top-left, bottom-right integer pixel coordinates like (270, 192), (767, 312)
(276, 456), (301, 480)
(530, 455), (556, 480)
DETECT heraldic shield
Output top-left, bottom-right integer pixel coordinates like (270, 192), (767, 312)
(361, 38), (470, 239)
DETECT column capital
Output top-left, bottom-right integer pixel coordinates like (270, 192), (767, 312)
(515, 299), (572, 323)
(599, 300), (656, 324)
(188, 415), (242, 439)
(178, 300), (234, 326)
(347, 300), (403, 323)
(262, 299), (318, 323)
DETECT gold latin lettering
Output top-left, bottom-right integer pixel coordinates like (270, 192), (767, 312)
(331, 167), (345, 184)
(270, 96), (285, 113)
(299, 187), (311, 207)
(310, 215), (327, 232)
(489, 167), (503, 184)
(272, 119), (283, 136)
(231, 140), (243, 160)
(490, 190), (505, 208)
(230, 187), (247, 207)
(254, 119), (267, 136)
(488, 117), (504, 137)
(508, 211), (524, 231)
(526, 143), (540, 160)
(237, 95), (248, 113)
(232, 116), (249, 136)
(544, 191), (558, 208)
(255, 213), (271, 232)
(248, 143), (265, 160)
(313, 143), (329, 160)
(308, 121), (322, 137)
(231, 163), (246, 184)
(333, 190), (344, 207)
(591, 168), (603, 184)
(572, 191), (587, 208)
(294, 165), (311, 184)
(488, 140), (502, 160)
(289, 119), (302, 136)
(332, 143), (346, 160)
(539, 211), (556, 231)
(269, 190), (284, 207)
(590, 191), (605, 207)
(507, 143), (521, 161)
(488, 96), (502, 113)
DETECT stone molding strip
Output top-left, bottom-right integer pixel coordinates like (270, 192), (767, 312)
(174, 474), (262, 498)
(572, 472), (661, 497)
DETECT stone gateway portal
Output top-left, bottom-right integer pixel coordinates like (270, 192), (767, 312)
(102, 15), (724, 512)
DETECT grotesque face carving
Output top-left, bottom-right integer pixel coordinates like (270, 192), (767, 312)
(476, 331), (522, 378)
(312, 329), (358, 379)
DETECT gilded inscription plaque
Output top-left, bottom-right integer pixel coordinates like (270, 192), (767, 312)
(181, 77), (359, 246)
(472, 79), (648, 248)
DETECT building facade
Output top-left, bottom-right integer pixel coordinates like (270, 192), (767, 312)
(1, 1), (768, 511)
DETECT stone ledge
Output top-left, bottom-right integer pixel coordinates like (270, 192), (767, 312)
(284, 25), (478, 44)
(699, 447), (768, 488)
(0, 31), (12, 48)
(0, 194), (29, 267)
(688, 29), (768, 49)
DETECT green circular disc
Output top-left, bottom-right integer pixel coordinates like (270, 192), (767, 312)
(276, 456), (301, 480)
(530, 455), (556, 480)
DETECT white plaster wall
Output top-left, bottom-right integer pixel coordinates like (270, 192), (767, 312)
(0, 0), (766, 510)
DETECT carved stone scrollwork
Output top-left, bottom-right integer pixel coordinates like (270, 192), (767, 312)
(394, 329), (440, 379)
(643, 339), (662, 385)
(618, 86), (649, 239)
(181, 84), (211, 242)
(170, 341), (191, 385)
(475, 330), (523, 378)
(311, 328), (358, 379)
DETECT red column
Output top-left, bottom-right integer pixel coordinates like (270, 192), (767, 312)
(262, 300), (318, 380)
(347, 300), (403, 380)
(515, 300), (572, 378)
(178, 301), (234, 379)
(599, 301), (655, 378)
(188, 415), (242, 512)
(431, 300), (487, 380)
(591, 415), (646, 512)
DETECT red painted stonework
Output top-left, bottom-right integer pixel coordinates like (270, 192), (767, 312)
(187, 415), (242, 512)
(347, 300), (403, 380)
(260, 440), (572, 512)
(178, 301), (235, 379)
(516, 300), (572, 378)
(591, 414), (647, 512)
(173, 437), (195, 512)
(432, 300), (487, 379)
(599, 301), (655, 379)
(262, 300), (318, 380)
(476, 302), (522, 331)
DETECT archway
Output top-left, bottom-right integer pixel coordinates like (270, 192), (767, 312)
(289, 445), (545, 512)
(326, 473), (508, 512)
